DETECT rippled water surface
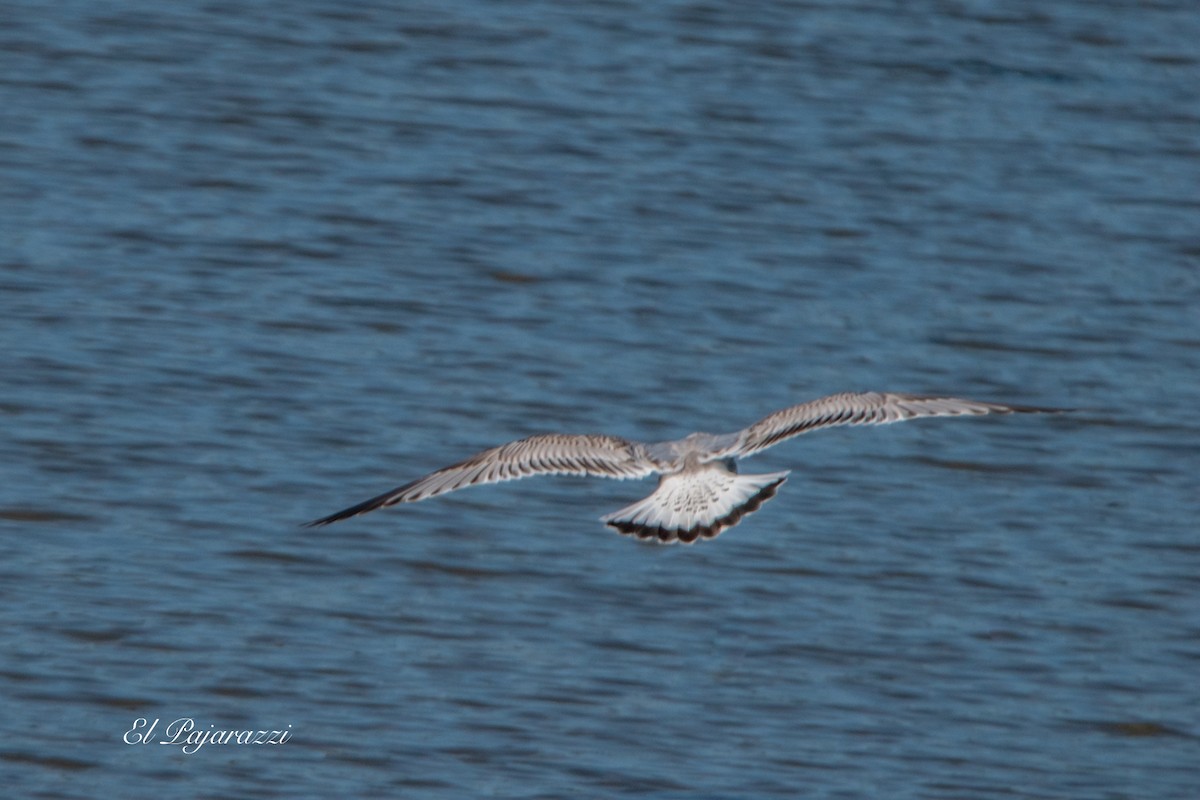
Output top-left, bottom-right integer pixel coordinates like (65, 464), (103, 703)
(2, 1), (1198, 797)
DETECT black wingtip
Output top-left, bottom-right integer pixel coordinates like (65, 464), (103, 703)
(1008, 404), (1075, 415)
(302, 514), (338, 528)
(302, 492), (395, 528)
(1016, 402), (1071, 411)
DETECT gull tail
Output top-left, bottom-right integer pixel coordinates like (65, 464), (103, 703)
(601, 467), (789, 544)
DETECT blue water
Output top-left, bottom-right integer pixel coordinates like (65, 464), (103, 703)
(2, 1), (1198, 797)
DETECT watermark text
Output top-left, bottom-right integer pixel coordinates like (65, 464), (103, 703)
(124, 718), (292, 754)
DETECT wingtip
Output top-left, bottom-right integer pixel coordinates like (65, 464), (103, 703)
(302, 498), (381, 528)
(1008, 404), (1073, 414)
(302, 481), (415, 528)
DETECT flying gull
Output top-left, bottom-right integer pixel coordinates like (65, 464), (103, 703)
(307, 391), (1060, 544)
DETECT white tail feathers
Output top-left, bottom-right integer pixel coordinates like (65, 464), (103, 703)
(601, 467), (789, 544)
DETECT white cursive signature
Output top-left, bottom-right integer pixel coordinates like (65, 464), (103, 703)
(124, 718), (292, 754)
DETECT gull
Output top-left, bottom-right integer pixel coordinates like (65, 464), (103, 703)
(306, 391), (1061, 544)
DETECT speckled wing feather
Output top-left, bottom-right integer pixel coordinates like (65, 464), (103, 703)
(306, 433), (657, 526)
(733, 392), (1058, 458)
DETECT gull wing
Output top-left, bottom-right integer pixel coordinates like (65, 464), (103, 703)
(307, 433), (657, 526)
(733, 392), (1060, 458)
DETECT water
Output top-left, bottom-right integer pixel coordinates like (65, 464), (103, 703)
(2, 1), (1198, 797)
